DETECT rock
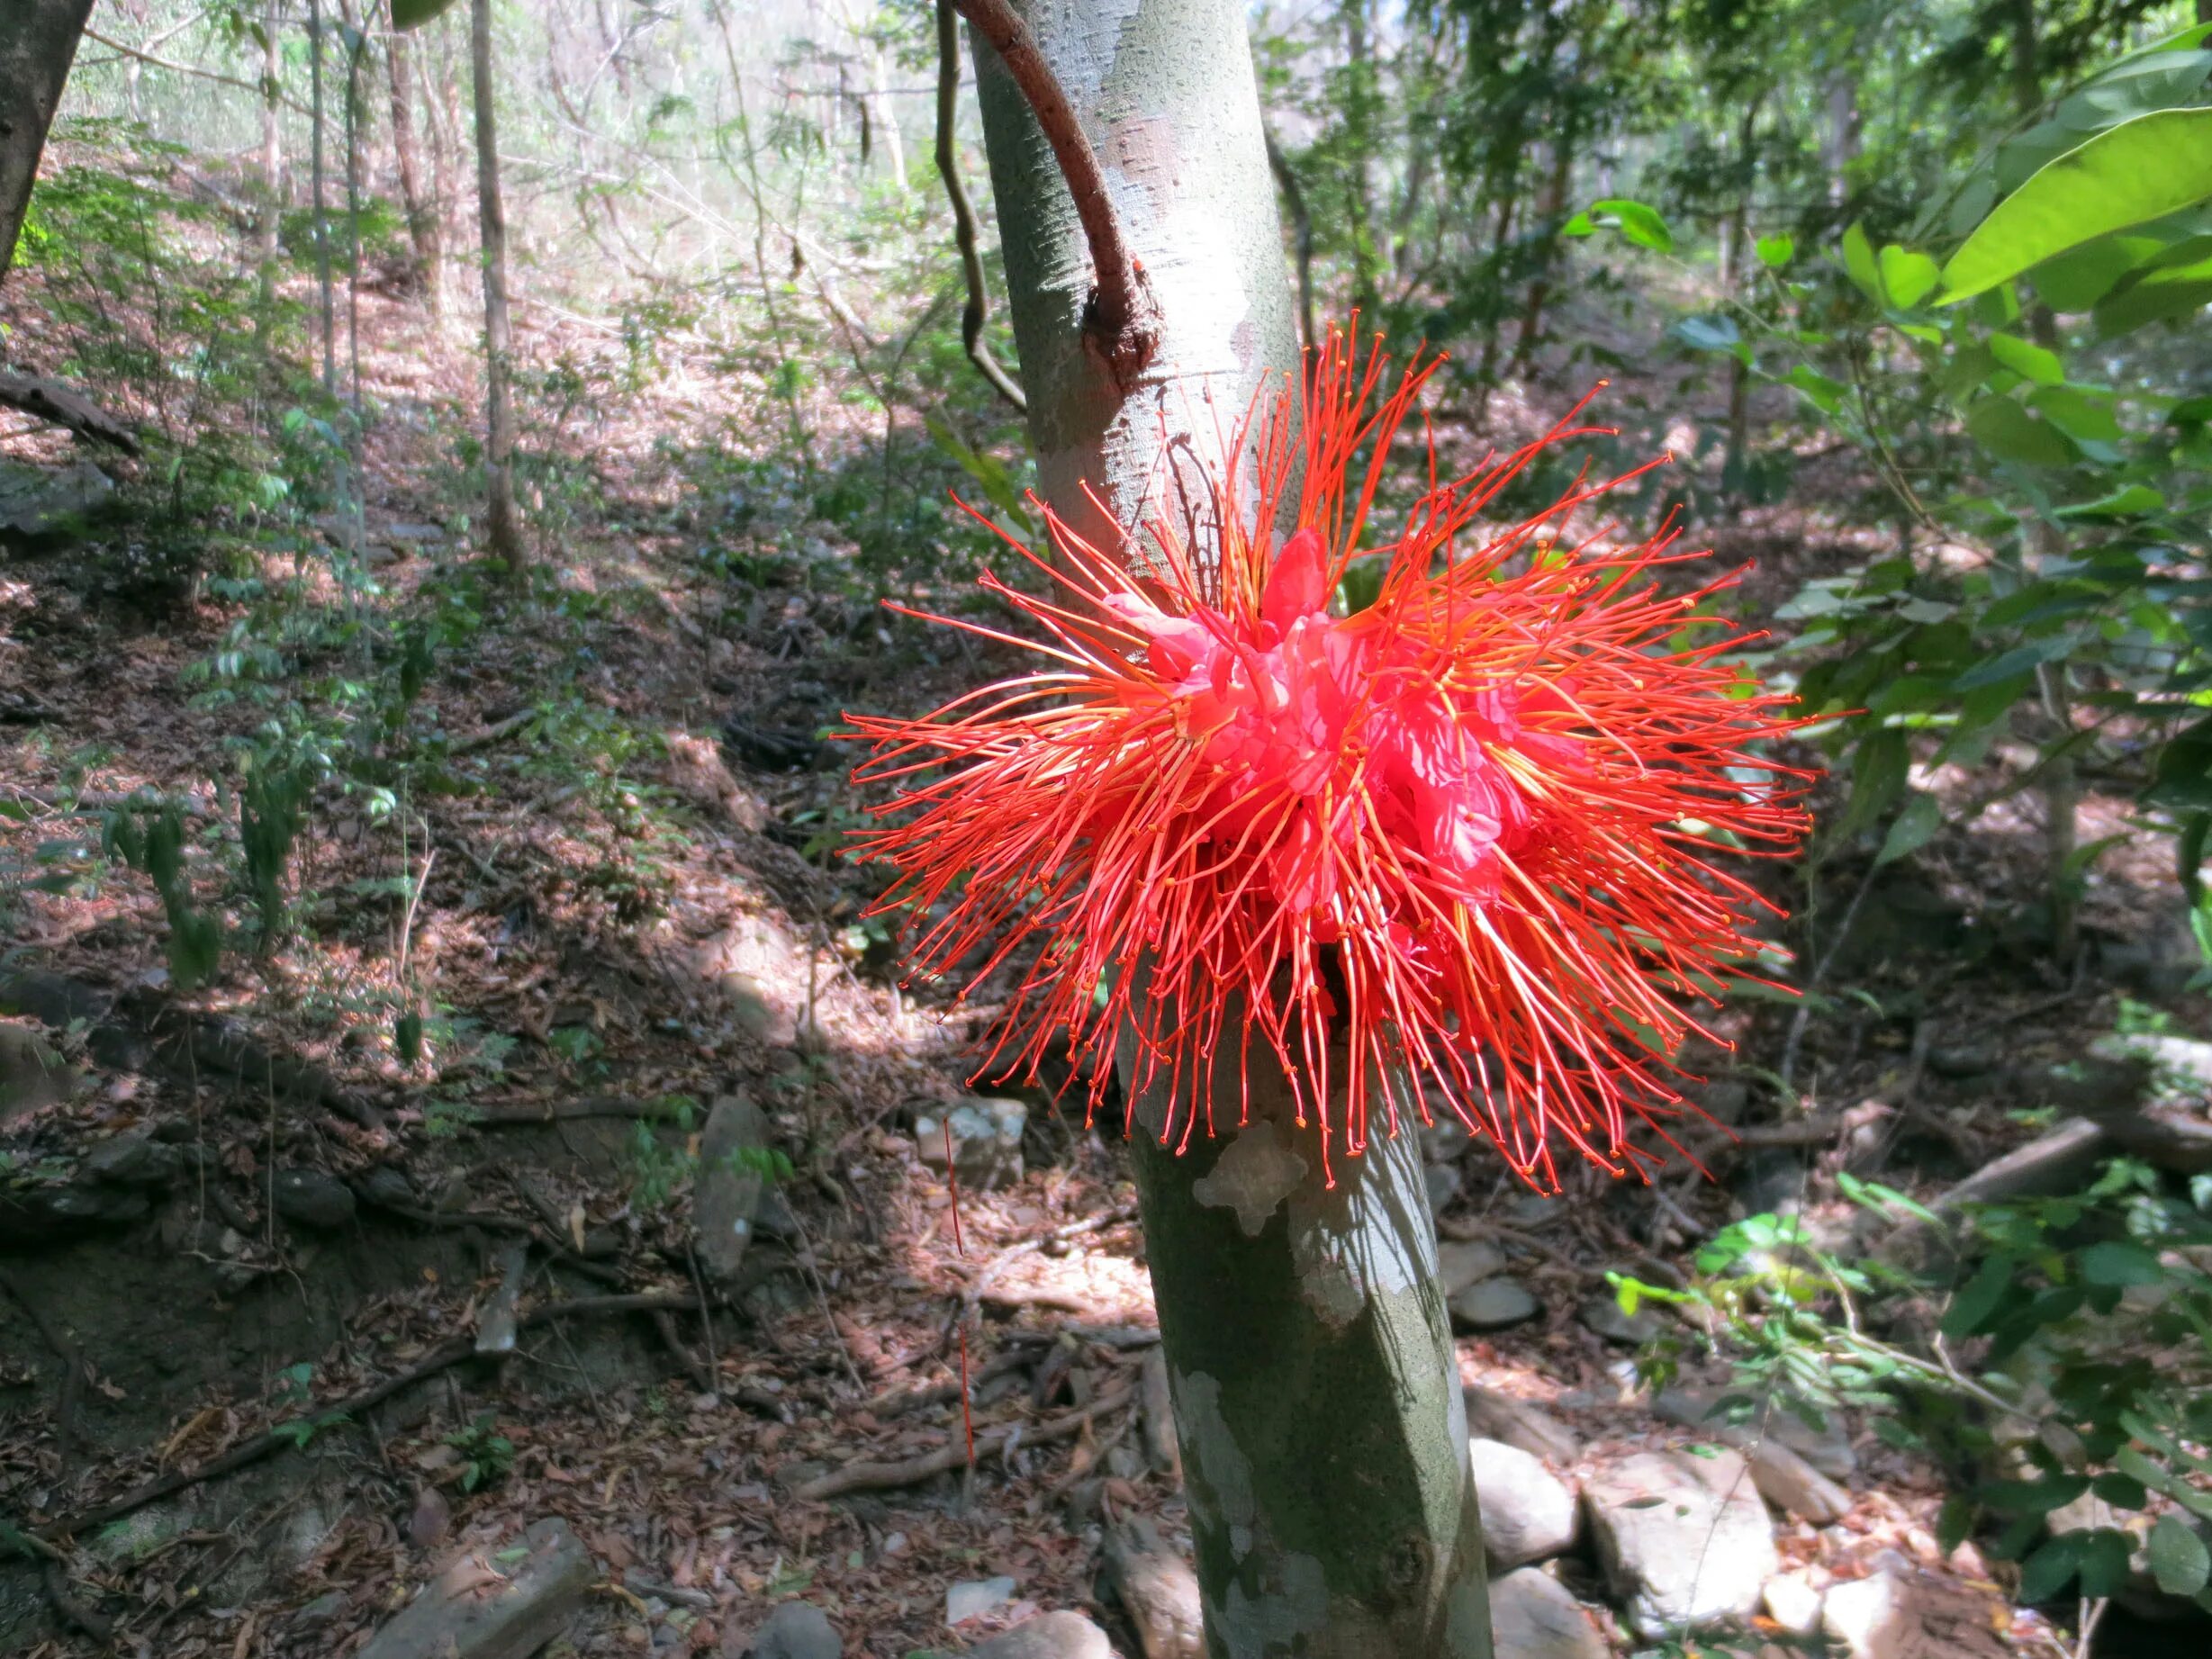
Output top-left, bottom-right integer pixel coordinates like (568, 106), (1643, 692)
(354, 1165), (418, 1209)
(2091, 1031), (2212, 1092)
(408, 1486), (450, 1551)
(1764, 1573), (1824, 1636)
(1139, 1347), (1181, 1480)
(1101, 1519), (1205, 1659)
(1743, 1438), (1852, 1524)
(916, 1098), (1026, 1192)
(0, 1021), (77, 1122)
(1437, 1239), (1508, 1296)
(0, 458), (114, 545)
(694, 1094), (772, 1284)
(1465, 1386), (1581, 1464)
(696, 915), (809, 1046)
(962, 1611), (1114, 1659)
(1585, 1448), (1778, 1636)
(0, 1178), (150, 1242)
(1487, 1568), (1608, 1659)
(272, 1168), (357, 1230)
(1450, 1275), (1540, 1331)
(734, 1600), (842, 1659)
(1425, 1160), (1463, 1212)
(1578, 1293), (1660, 1347)
(358, 1518), (595, 1659)
(80, 1129), (184, 1188)
(293, 1589), (348, 1627)
(1819, 1570), (2009, 1659)
(1655, 1387), (1857, 1479)
(946, 1576), (1016, 1626)
(1470, 1438), (1579, 1568)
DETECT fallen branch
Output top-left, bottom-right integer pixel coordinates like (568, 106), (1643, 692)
(465, 1095), (689, 1125)
(796, 1381), (1133, 1501)
(0, 374), (140, 455)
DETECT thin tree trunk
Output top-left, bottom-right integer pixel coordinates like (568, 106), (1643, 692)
(309, 0), (338, 396)
(0, 0), (94, 281)
(470, 0), (523, 570)
(870, 44), (907, 191)
(389, 29), (444, 318)
(968, 5), (1491, 1654)
(1264, 125), (1316, 359)
(255, 7), (283, 337)
(1340, 0), (1380, 318)
(934, 0), (1024, 410)
(1824, 72), (1858, 208)
(1511, 122), (1574, 372)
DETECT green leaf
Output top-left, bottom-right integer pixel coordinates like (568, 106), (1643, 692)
(1951, 633), (2078, 691)
(1965, 396), (2076, 466)
(2093, 252), (2212, 335)
(1586, 198), (1673, 253)
(2030, 233), (2165, 310)
(2056, 483), (2164, 518)
(2018, 1532), (2084, 1601)
(2149, 1514), (2212, 1597)
(2078, 1240), (2163, 1285)
(1672, 313), (1741, 353)
(1986, 333), (2065, 384)
(1940, 109), (2212, 304)
(1880, 244), (1941, 308)
(391, 0), (461, 26)
(1784, 364), (1846, 416)
(1943, 1254), (2014, 1339)
(1876, 790), (1942, 867)
(2078, 1528), (2135, 1599)
(1842, 222), (1883, 304)
(1756, 232), (1794, 268)
(1985, 1474), (2091, 1516)
(1837, 728), (1908, 841)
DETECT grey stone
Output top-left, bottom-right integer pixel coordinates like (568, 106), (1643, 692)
(358, 1518), (595, 1659)
(1744, 1438), (1852, 1524)
(81, 1129), (184, 1188)
(1487, 1568), (1608, 1659)
(1656, 1387), (1857, 1479)
(1578, 1294), (1661, 1347)
(2090, 1031), (2212, 1092)
(272, 1168), (357, 1230)
(1764, 1573), (1824, 1636)
(0, 1179), (149, 1242)
(1425, 1160), (1463, 1212)
(694, 1094), (771, 1285)
(1470, 1438), (1579, 1568)
(962, 1611), (1113, 1659)
(1585, 1448), (1778, 1636)
(1819, 1570), (2009, 1659)
(1450, 1274), (1540, 1331)
(946, 1576), (1016, 1626)
(1465, 1386), (1581, 1463)
(1437, 1239), (1508, 1296)
(0, 459), (114, 544)
(0, 1022), (77, 1122)
(916, 1098), (1026, 1192)
(739, 1600), (842, 1659)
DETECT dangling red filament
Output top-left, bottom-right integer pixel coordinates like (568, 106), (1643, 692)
(853, 324), (1811, 1189)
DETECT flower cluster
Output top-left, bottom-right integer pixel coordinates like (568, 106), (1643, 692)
(850, 331), (1807, 1187)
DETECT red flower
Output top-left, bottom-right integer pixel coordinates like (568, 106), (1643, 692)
(850, 330), (1809, 1188)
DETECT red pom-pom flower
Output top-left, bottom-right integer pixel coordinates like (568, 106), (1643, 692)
(851, 332), (1808, 1187)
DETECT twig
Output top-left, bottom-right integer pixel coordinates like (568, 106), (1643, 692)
(951, 0), (1158, 385)
(934, 0), (1025, 411)
(1778, 860), (1882, 1094)
(465, 1095), (687, 1125)
(79, 25), (315, 119)
(796, 1382), (1134, 1501)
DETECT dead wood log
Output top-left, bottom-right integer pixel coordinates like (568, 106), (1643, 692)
(794, 1382), (1134, 1501)
(0, 372), (140, 455)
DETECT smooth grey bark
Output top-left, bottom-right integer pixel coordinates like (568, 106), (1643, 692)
(0, 0), (96, 280)
(469, 0), (523, 569)
(969, 5), (1490, 1654)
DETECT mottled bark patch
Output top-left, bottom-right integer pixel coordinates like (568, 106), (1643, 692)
(1190, 1119), (1307, 1236)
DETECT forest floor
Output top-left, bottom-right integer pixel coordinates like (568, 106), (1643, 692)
(2, 251), (2206, 1659)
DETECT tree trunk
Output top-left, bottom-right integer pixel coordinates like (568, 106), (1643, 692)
(968, 5), (1491, 1654)
(470, 0), (523, 570)
(1511, 122), (1574, 372)
(1339, 0), (1380, 318)
(389, 29), (445, 318)
(0, 0), (96, 280)
(1824, 72), (1858, 208)
(256, 6), (283, 331)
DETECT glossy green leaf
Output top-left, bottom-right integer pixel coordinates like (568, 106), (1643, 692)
(1941, 109), (2212, 303)
(1876, 791), (1942, 867)
(1880, 244), (1941, 308)
(2057, 483), (2165, 518)
(1837, 728), (1908, 840)
(2018, 1534), (2084, 1601)
(1952, 633), (2079, 691)
(2028, 233), (2164, 310)
(1784, 364), (1846, 416)
(1964, 396), (2076, 467)
(2149, 1515), (2212, 1597)
(1583, 198), (1673, 253)
(1986, 333), (2064, 384)
(1756, 232), (1794, 268)
(1842, 223), (1883, 304)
